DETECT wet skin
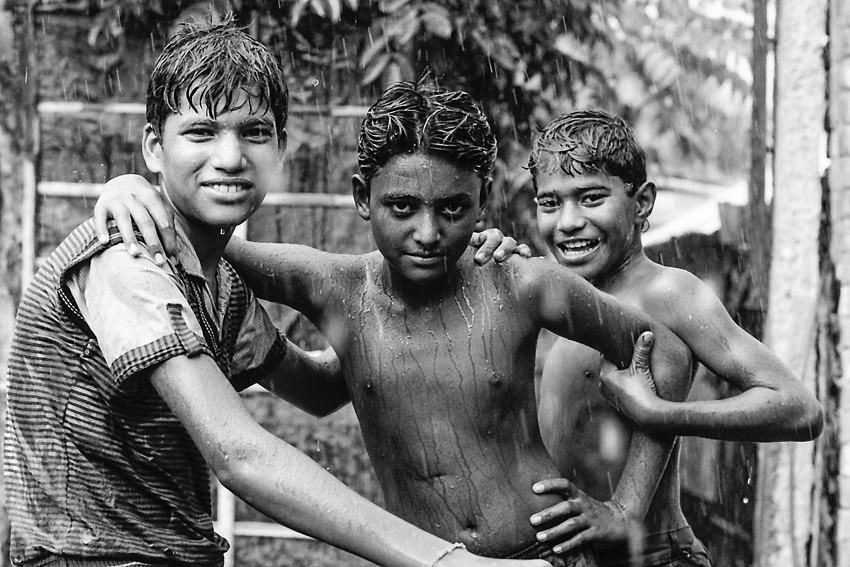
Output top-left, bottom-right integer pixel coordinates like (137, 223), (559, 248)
(229, 154), (688, 556)
(535, 170), (691, 536)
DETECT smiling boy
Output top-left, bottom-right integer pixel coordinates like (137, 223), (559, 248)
(527, 110), (823, 566)
(94, 80), (693, 566)
(3, 21), (555, 567)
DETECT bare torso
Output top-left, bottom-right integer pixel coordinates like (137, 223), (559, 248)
(537, 259), (690, 535)
(322, 251), (565, 555)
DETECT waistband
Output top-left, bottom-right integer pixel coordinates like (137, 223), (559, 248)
(595, 525), (705, 567)
(25, 560), (164, 567)
(505, 540), (599, 567)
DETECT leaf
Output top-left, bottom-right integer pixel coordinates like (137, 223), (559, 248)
(291, 0), (309, 26)
(310, 0), (327, 18)
(343, 0), (359, 10)
(379, 0), (411, 13)
(419, 7), (452, 39)
(359, 32), (390, 68)
(323, 0), (343, 23)
(360, 52), (392, 85)
(554, 33), (593, 67)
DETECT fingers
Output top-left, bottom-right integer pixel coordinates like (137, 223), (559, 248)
(93, 200), (110, 245)
(532, 478), (577, 497)
(530, 498), (581, 527)
(470, 229), (507, 265)
(516, 243), (533, 258)
(551, 529), (591, 555)
(536, 513), (590, 550)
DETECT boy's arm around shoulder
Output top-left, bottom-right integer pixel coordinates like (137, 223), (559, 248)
(224, 236), (350, 327)
(628, 268), (823, 441)
(225, 238), (354, 417)
(258, 342), (351, 417)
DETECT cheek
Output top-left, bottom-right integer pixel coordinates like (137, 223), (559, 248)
(536, 213), (555, 238)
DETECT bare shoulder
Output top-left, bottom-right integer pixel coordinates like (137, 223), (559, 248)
(499, 254), (588, 295)
(634, 261), (729, 334)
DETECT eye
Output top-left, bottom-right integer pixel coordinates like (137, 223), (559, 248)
(183, 126), (215, 141)
(388, 201), (414, 217)
(534, 195), (560, 210)
(580, 191), (607, 206)
(244, 124), (275, 143)
(440, 201), (468, 218)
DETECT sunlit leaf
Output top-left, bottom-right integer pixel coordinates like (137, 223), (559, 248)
(310, 0), (327, 19)
(419, 6), (452, 39)
(379, 0), (411, 14)
(360, 51), (391, 85)
(359, 33), (390, 68)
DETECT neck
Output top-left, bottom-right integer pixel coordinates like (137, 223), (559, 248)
(593, 242), (646, 292)
(380, 255), (467, 307)
(175, 213), (233, 279)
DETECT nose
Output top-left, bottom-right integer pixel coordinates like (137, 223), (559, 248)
(556, 201), (586, 233)
(211, 132), (247, 172)
(413, 210), (440, 247)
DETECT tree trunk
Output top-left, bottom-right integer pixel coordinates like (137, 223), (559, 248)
(828, 0), (850, 564)
(753, 0), (827, 566)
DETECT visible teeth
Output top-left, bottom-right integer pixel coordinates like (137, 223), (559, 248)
(208, 184), (245, 193)
(558, 240), (598, 253)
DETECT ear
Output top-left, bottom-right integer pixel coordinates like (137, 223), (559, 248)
(142, 123), (163, 175)
(278, 128), (288, 153)
(634, 181), (656, 228)
(352, 174), (371, 220)
(477, 177), (493, 221)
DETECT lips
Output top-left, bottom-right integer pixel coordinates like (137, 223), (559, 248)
(201, 179), (253, 193)
(406, 252), (446, 266)
(556, 238), (600, 259)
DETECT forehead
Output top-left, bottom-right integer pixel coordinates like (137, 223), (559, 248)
(164, 89), (276, 127)
(372, 153), (480, 198)
(535, 170), (628, 194)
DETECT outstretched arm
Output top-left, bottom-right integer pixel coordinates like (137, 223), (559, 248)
(600, 270), (823, 441)
(152, 355), (550, 567)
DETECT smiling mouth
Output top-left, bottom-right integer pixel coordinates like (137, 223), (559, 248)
(203, 182), (252, 193)
(556, 238), (600, 258)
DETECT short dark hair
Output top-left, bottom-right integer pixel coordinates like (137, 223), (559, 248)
(529, 110), (647, 194)
(146, 16), (288, 140)
(357, 78), (497, 184)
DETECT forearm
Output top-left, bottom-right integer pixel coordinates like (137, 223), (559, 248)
(220, 430), (457, 567)
(645, 386), (823, 441)
(260, 342), (350, 417)
(609, 430), (674, 520)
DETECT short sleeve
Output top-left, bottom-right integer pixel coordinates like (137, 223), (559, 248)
(228, 286), (287, 389)
(70, 246), (212, 389)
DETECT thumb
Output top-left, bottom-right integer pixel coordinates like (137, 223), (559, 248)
(632, 331), (653, 372)
(632, 331), (657, 393)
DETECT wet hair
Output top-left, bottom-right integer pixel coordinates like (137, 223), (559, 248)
(146, 16), (288, 140)
(357, 78), (497, 185)
(528, 110), (646, 194)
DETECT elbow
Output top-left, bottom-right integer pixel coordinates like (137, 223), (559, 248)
(782, 395), (824, 441)
(208, 441), (260, 492)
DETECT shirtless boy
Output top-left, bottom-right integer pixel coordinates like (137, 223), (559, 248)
(527, 110), (824, 566)
(4, 21), (553, 567)
(95, 81), (692, 566)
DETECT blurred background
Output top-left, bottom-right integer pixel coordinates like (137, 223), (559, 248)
(0, 0), (843, 566)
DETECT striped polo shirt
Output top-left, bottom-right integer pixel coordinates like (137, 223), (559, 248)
(4, 219), (286, 567)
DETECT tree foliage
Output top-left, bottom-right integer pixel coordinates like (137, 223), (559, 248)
(36, 0), (753, 246)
